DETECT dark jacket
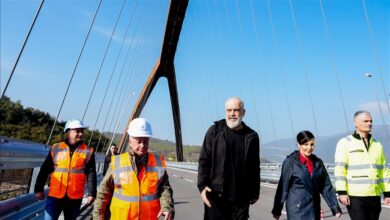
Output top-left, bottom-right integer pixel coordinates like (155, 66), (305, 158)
(272, 151), (341, 220)
(103, 151), (116, 176)
(197, 119), (260, 202)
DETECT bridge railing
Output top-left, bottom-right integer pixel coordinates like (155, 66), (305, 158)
(0, 137), (105, 219)
(166, 161), (337, 184)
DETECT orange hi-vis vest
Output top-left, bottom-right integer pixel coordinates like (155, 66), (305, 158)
(110, 152), (166, 220)
(48, 142), (94, 199)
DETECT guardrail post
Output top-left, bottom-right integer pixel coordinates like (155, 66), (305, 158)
(29, 167), (40, 193)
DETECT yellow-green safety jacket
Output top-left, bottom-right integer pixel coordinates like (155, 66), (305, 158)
(335, 133), (390, 196)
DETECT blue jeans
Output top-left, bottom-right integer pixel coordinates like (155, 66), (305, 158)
(44, 196), (82, 220)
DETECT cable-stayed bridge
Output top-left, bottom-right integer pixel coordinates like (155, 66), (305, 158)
(1, 0), (390, 219)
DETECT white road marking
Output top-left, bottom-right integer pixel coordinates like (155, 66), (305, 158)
(168, 166), (198, 174)
(167, 167), (390, 211)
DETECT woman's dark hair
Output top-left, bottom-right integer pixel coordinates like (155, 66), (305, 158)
(107, 143), (118, 156)
(296, 130), (315, 145)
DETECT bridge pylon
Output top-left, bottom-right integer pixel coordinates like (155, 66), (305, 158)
(119, 0), (188, 162)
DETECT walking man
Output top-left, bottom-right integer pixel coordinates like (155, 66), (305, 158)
(335, 110), (390, 220)
(35, 119), (97, 219)
(93, 118), (174, 220)
(198, 97), (260, 220)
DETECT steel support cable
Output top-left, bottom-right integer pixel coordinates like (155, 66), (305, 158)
(85, 0), (128, 146)
(176, 31), (199, 146)
(184, 4), (206, 141)
(106, 47), (146, 151)
(288, 0), (321, 139)
(213, 0), (231, 116)
(98, 2), (150, 152)
(319, 0), (350, 132)
(234, 0), (262, 134)
(205, 1), (221, 119)
(212, 0), (229, 113)
(193, 2), (213, 125)
(46, 0), (103, 145)
(97, 2), (143, 151)
(223, 0), (243, 97)
(1, 0), (45, 102)
(100, 4), (155, 152)
(361, 0), (390, 114)
(81, 0), (129, 121)
(249, 0), (277, 140)
(194, 2), (212, 121)
(266, 0), (295, 138)
(90, 1), (142, 148)
(367, 77), (390, 144)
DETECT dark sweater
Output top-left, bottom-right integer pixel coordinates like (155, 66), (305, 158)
(224, 126), (248, 202)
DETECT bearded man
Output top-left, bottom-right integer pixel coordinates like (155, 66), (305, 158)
(197, 97), (260, 220)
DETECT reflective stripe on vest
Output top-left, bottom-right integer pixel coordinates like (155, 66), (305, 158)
(48, 142), (92, 199)
(335, 135), (390, 196)
(110, 152), (165, 220)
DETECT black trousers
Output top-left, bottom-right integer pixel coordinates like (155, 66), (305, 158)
(347, 196), (381, 220)
(204, 193), (250, 220)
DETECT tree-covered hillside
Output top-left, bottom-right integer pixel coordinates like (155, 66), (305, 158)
(0, 96), (201, 160)
(0, 96), (111, 151)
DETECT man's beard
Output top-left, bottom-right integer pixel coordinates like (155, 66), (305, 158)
(226, 116), (242, 129)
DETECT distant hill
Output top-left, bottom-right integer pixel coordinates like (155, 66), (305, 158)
(262, 126), (390, 163)
(0, 96), (111, 149)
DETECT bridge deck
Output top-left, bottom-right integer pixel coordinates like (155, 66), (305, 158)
(75, 167), (389, 220)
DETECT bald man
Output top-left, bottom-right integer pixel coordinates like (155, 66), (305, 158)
(198, 97), (260, 220)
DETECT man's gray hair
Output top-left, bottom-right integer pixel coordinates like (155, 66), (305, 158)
(353, 110), (371, 120)
(225, 97), (245, 110)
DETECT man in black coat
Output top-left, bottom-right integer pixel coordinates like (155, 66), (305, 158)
(197, 97), (260, 220)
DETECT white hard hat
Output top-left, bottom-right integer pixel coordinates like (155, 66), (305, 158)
(64, 119), (86, 132)
(127, 118), (152, 137)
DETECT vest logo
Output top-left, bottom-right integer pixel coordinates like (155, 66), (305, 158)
(119, 172), (133, 184)
(56, 151), (67, 161)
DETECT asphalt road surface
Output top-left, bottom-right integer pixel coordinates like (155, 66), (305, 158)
(168, 167), (390, 220)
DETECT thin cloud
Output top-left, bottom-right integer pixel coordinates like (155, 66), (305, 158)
(0, 58), (57, 80)
(93, 26), (138, 48)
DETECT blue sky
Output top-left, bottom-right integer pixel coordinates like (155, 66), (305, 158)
(1, 0), (389, 148)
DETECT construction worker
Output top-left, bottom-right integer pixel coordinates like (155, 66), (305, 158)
(35, 119), (97, 220)
(93, 118), (174, 220)
(335, 110), (390, 220)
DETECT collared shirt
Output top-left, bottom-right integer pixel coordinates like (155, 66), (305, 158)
(352, 131), (372, 151)
(299, 153), (313, 175)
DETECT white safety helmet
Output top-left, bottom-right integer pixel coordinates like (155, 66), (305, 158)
(127, 118), (152, 137)
(64, 119), (86, 132)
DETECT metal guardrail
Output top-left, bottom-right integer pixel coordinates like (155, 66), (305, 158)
(166, 161), (336, 184)
(0, 137), (105, 219)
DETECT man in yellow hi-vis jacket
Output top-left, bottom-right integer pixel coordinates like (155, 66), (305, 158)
(93, 118), (174, 220)
(335, 110), (390, 220)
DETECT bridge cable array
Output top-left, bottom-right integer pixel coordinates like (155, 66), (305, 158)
(46, 0), (103, 145)
(88, 0), (140, 149)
